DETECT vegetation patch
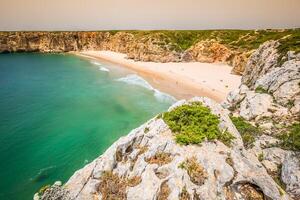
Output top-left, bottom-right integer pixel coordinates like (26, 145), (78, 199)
(157, 181), (171, 200)
(120, 29), (300, 52)
(179, 157), (208, 186)
(258, 153), (264, 162)
(179, 186), (191, 200)
(255, 86), (269, 94)
(277, 31), (300, 66)
(226, 156), (234, 167)
(99, 172), (142, 200)
(271, 164), (286, 192)
(130, 146), (148, 170)
(224, 186), (235, 200)
(230, 116), (261, 149)
(239, 183), (265, 200)
(163, 102), (235, 146)
(144, 127), (150, 133)
(127, 176), (142, 187)
(99, 171), (127, 200)
(145, 152), (172, 166)
(278, 123), (300, 151)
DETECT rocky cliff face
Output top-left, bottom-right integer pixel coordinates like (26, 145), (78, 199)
(35, 98), (289, 200)
(1, 31), (288, 75)
(34, 40), (300, 200)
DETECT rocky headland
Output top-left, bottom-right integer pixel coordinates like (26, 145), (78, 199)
(32, 37), (300, 200)
(1, 30), (299, 200)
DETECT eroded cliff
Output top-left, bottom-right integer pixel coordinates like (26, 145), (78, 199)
(1, 30), (299, 74)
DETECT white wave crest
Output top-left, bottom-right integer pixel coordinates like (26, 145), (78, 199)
(117, 74), (176, 103)
(90, 61), (102, 66)
(99, 66), (110, 72)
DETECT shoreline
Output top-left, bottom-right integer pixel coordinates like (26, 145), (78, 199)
(74, 51), (241, 102)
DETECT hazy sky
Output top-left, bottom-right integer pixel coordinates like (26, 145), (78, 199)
(1, 0), (299, 30)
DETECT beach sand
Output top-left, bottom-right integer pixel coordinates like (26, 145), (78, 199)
(75, 51), (241, 102)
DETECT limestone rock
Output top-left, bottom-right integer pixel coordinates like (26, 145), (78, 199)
(239, 91), (273, 120)
(281, 152), (300, 199)
(41, 98), (286, 200)
(242, 40), (280, 88)
(254, 59), (300, 106)
(261, 148), (287, 173)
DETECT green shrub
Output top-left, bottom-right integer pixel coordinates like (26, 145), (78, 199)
(144, 127), (150, 133)
(279, 123), (300, 151)
(258, 153), (264, 162)
(163, 102), (235, 146)
(230, 116), (261, 148)
(255, 86), (269, 94)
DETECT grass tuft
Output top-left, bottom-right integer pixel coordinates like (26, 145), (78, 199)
(278, 123), (300, 151)
(179, 157), (207, 186)
(255, 86), (269, 94)
(230, 116), (261, 149)
(145, 152), (172, 166)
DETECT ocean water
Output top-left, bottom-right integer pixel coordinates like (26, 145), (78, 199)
(0, 53), (174, 200)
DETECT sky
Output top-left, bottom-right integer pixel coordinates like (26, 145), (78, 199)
(0, 0), (299, 31)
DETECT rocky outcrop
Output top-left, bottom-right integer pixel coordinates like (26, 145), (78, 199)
(31, 38), (300, 199)
(225, 40), (300, 123)
(35, 97), (290, 200)
(223, 40), (300, 199)
(242, 41), (281, 88)
(183, 40), (232, 63)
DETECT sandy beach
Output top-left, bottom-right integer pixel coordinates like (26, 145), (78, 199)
(76, 51), (241, 102)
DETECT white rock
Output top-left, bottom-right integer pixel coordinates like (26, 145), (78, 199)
(239, 92), (273, 120)
(282, 152), (300, 198)
(54, 181), (62, 187)
(45, 98), (284, 200)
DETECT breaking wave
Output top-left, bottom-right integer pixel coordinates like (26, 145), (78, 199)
(90, 61), (102, 66)
(99, 66), (110, 72)
(117, 74), (176, 103)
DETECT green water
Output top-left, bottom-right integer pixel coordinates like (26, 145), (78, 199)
(0, 53), (173, 200)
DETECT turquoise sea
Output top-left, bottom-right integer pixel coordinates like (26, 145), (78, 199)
(0, 53), (174, 200)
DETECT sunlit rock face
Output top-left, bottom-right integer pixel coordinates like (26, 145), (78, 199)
(36, 97), (289, 200)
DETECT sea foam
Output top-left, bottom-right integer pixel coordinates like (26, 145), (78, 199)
(117, 74), (176, 103)
(90, 61), (102, 66)
(90, 61), (110, 72)
(99, 66), (110, 72)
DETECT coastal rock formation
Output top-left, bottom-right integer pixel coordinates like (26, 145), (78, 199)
(225, 40), (300, 123)
(224, 40), (300, 199)
(36, 97), (288, 200)
(183, 40), (232, 63)
(1, 30), (299, 75)
(242, 41), (281, 88)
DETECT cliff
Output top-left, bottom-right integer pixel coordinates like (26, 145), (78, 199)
(35, 40), (300, 200)
(1, 30), (299, 74)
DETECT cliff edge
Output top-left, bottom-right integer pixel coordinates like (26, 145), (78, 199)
(1, 30), (299, 75)
(35, 40), (300, 200)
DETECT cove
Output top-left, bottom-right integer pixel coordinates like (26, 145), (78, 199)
(0, 53), (173, 200)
